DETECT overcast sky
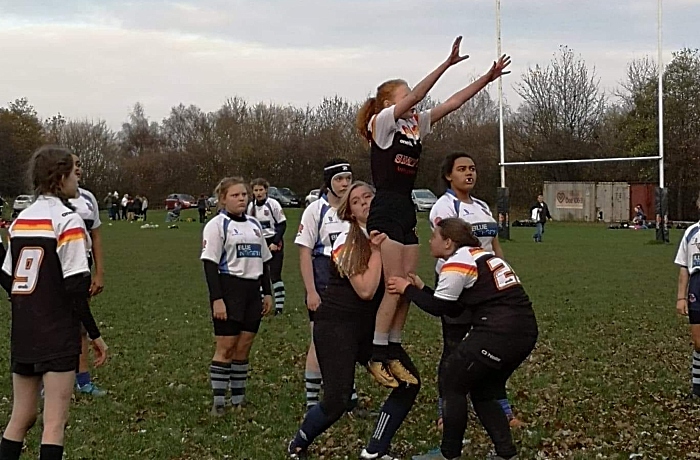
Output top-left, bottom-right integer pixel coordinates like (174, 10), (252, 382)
(0, 0), (697, 129)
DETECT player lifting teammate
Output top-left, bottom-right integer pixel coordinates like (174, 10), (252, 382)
(430, 153), (520, 429)
(388, 218), (536, 460)
(0, 146), (108, 460)
(356, 36), (512, 387)
(248, 178), (287, 315)
(201, 177), (273, 416)
(288, 182), (419, 460)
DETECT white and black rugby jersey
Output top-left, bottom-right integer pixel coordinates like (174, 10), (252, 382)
(676, 222), (700, 276)
(294, 195), (349, 257)
(70, 187), (101, 250)
(201, 212), (273, 279)
(430, 190), (499, 272)
(247, 198), (286, 240)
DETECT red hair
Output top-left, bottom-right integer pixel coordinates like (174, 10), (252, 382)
(355, 79), (408, 141)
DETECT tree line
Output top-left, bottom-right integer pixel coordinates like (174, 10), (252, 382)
(1, 46), (699, 219)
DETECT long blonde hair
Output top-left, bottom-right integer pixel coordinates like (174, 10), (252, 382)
(334, 181), (375, 278)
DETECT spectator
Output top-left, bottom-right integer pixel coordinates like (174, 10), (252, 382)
(197, 194), (208, 224)
(126, 195), (136, 222)
(121, 194), (128, 220)
(166, 200), (182, 222)
(530, 194), (552, 243)
(142, 196), (149, 221)
(133, 195), (143, 221)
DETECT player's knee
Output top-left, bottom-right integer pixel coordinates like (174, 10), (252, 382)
(320, 394), (349, 420)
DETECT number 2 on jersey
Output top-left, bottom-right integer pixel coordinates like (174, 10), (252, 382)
(486, 257), (520, 290)
(12, 247), (45, 295)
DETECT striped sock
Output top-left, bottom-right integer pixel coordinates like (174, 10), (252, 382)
(498, 398), (514, 419)
(210, 361), (230, 408)
(305, 370), (322, 409)
(230, 360), (249, 406)
(273, 281), (285, 312)
(693, 351), (700, 396)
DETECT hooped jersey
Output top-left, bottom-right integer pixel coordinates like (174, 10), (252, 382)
(247, 198), (286, 240)
(430, 190), (498, 273)
(1, 196), (90, 362)
(675, 222), (700, 276)
(70, 187), (102, 250)
(369, 106), (431, 196)
(294, 195), (349, 257)
(435, 246), (534, 333)
(201, 212), (273, 279)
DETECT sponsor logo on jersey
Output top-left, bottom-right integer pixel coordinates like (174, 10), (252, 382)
(264, 209), (269, 216)
(253, 228), (261, 238)
(297, 224), (304, 236)
(394, 154), (419, 168)
(236, 243), (262, 258)
(693, 237), (700, 252)
(260, 221), (272, 229)
(693, 253), (700, 267)
(471, 222), (499, 238)
(690, 293), (697, 303)
(481, 349), (502, 363)
(329, 232), (340, 245)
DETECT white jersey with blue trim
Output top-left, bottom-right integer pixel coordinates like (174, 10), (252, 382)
(294, 195), (349, 257)
(675, 221), (700, 276)
(201, 212), (273, 279)
(430, 190), (498, 273)
(247, 197), (286, 240)
(69, 187), (101, 250)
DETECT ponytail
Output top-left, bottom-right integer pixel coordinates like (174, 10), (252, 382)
(356, 97), (377, 142)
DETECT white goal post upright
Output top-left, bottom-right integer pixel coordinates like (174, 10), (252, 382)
(494, 0), (668, 242)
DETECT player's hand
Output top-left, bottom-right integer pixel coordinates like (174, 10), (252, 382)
(269, 243), (279, 252)
(212, 299), (227, 320)
(91, 337), (108, 367)
(369, 231), (387, 251)
(306, 291), (321, 311)
(90, 272), (105, 297)
(262, 295), (273, 316)
(407, 273), (425, 290)
(387, 276), (410, 295)
(677, 298), (689, 316)
(485, 54), (512, 82)
(445, 36), (469, 67)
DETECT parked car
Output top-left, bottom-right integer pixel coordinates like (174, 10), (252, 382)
(278, 188), (301, 208)
(165, 194), (196, 210)
(411, 189), (437, 212)
(207, 196), (217, 208)
(268, 187), (296, 207)
(12, 194), (35, 217)
(305, 189), (320, 207)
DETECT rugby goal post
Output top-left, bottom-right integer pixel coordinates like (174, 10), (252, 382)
(494, 0), (668, 242)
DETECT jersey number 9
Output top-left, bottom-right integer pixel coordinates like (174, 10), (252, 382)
(487, 257), (521, 291)
(12, 247), (45, 295)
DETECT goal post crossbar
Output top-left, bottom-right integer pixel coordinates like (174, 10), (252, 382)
(500, 155), (661, 167)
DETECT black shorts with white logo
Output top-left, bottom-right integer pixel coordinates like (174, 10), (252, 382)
(12, 355), (79, 376)
(367, 191), (418, 246)
(212, 276), (262, 336)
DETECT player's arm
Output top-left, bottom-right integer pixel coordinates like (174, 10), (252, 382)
(298, 246), (317, 295)
(295, 208), (321, 306)
(0, 242), (10, 295)
(677, 267), (690, 316)
(492, 237), (504, 259)
(430, 54), (511, 125)
(90, 227), (105, 296)
(342, 231), (385, 300)
(201, 222), (224, 302)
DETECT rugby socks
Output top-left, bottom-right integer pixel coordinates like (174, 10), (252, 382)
(0, 438), (22, 460)
(372, 332), (390, 362)
(693, 351), (700, 396)
(293, 403), (335, 451)
(305, 370), (322, 409)
(39, 445), (63, 460)
(366, 390), (413, 455)
(498, 398), (514, 419)
(230, 360), (249, 406)
(209, 361), (230, 408)
(273, 281), (285, 314)
(76, 371), (91, 388)
(388, 330), (402, 360)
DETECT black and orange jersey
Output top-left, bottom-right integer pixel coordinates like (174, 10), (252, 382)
(1, 196), (91, 363)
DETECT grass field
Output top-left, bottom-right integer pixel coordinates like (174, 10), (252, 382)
(0, 208), (698, 459)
